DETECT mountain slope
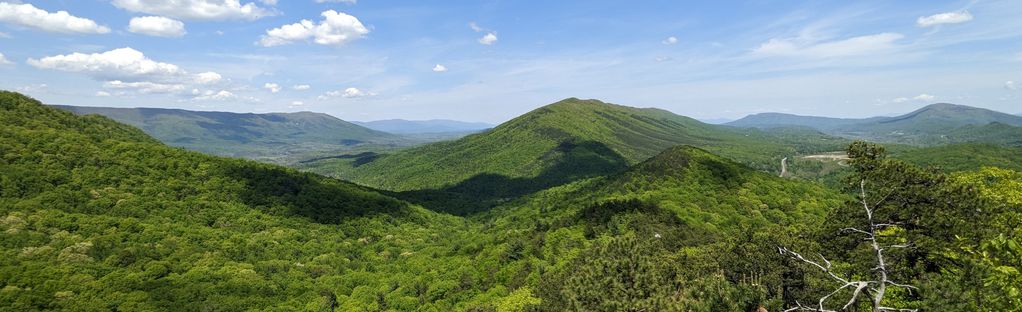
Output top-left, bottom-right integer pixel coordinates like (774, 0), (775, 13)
(0, 91), (480, 310)
(726, 112), (882, 131)
(353, 119), (493, 134)
(53, 105), (404, 159)
(478, 145), (846, 310)
(318, 98), (844, 192)
(727, 103), (1022, 146)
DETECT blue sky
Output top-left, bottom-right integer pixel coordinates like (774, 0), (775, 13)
(1, 0), (1020, 123)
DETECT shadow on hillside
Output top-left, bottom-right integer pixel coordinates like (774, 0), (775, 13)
(393, 140), (629, 215)
(221, 161), (408, 224)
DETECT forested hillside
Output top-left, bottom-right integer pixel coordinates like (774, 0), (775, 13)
(54, 105), (407, 161)
(307, 98), (844, 192)
(2, 91), (1019, 311)
(0, 92), (471, 310)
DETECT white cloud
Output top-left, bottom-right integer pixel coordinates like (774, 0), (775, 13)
(259, 10), (368, 47)
(111, 0), (274, 21)
(913, 94), (936, 101)
(128, 16), (186, 37)
(320, 87), (373, 99)
(28, 47), (185, 81)
(290, 101), (304, 107)
(0, 52), (10, 65)
(292, 84), (311, 90)
(195, 71), (222, 84)
(753, 33), (903, 59)
(104, 80), (186, 94)
(478, 32), (497, 45)
(264, 82), (281, 93)
(917, 11), (973, 27)
(260, 0), (278, 5)
(340, 87), (369, 98)
(892, 97), (910, 103)
(193, 90), (236, 101)
(29, 47), (222, 87)
(0, 2), (110, 34)
(662, 36), (678, 45)
(95, 91), (111, 97)
(469, 22), (483, 32)
(432, 64), (447, 72)
(1006, 81), (1017, 90)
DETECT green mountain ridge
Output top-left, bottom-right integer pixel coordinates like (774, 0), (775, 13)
(353, 119), (493, 134)
(307, 97), (845, 193)
(727, 103), (1022, 146)
(52, 105), (407, 160)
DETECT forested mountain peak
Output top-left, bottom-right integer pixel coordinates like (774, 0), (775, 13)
(885, 102), (1022, 126)
(322, 97), (836, 192)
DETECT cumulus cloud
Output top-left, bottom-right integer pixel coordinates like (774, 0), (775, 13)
(662, 36), (678, 45)
(0, 52), (10, 65)
(289, 101), (304, 107)
(28, 47), (185, 81)
(259, 10), (368, 47)
(1006, 81), (1017, 90)
(753, 33), (903, 59)
(0, 2), (110, 34)
(432, 64), (447, 72)
(260, 0), (277, 5)
(292, 84), (311, 90)
(111, 0), (274, 21)
(320, 87), (373, 99)
(264, 82), (281, 93)
(478, 32), (497, 45)
(104, 80), (186, 94)
(195, 72), (222, 84)
(193, 90), (236, 101)
(917, 11), (973, 27)
(95, 91), (112, 97)
(913, 94), (936, 101)
(29, 47), (231, 99)
(128, 16), (186, 37)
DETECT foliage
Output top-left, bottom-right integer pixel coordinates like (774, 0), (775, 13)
(309, 98), (844, 192)
(4, 91), (1020, 311)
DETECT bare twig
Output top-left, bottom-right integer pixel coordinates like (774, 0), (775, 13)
(779, 180), (919, 312)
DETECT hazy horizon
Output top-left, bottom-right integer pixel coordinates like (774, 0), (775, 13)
(2, 0), (1021, 123)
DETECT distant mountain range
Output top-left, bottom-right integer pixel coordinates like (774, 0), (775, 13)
(53, 105), (406, 159)
(727, 103), (1022, 146)
(353, 119), (493, 134)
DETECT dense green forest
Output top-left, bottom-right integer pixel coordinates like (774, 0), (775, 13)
(2, 91), (1020, 311)
(301, 98), (845, 214)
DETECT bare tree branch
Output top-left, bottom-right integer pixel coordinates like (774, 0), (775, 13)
(779, 179), (918, 312)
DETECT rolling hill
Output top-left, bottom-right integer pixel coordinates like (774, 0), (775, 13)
(727, 103), (1022, 145)
(307, 98), (845, 193)
(353, 119), (493, 134)
(53, 105), (406, 160)
(475, 145), (846, 310)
